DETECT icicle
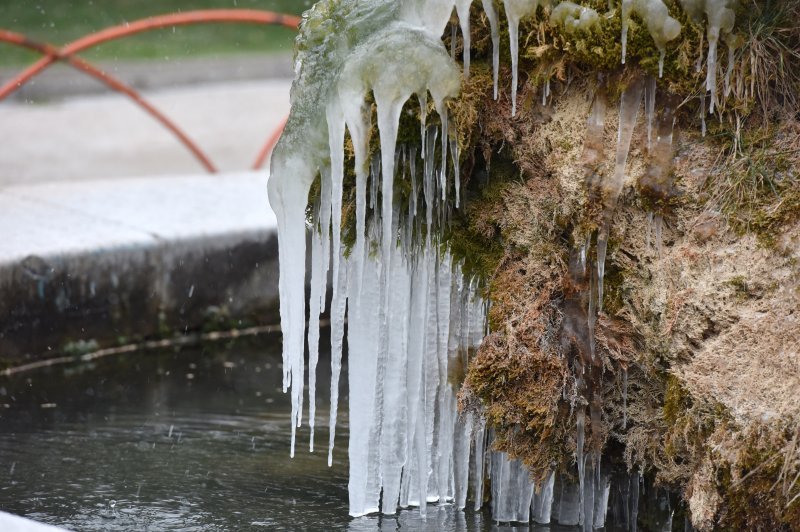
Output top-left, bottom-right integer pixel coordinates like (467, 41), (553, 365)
(582, 85), (608, 205)
(582, 458), (596, 531)
(723, 36), (739, 98)
(379, 244), (412, 515)
(695, 29), (705, 73)
(402, 247), (430, 510)
(623, 367), (629, 428)
(424, 125), (439, 233)
(347, 252), (381, 517)
(374, 94), (406, 297)
(640, 92), (677, 256)
(434, 255), (454, 505)
(593, 473), (611, 529)
(576, 409), (586, 525)
(370, 155), (379, 211)
(328, 249), (349, 467)
(631, 472), (641, 532)
(450, 21), (458, 59)
(326, 98), (350, 465)
(645, 77), (656, 153)
(622, 0), (681, 71)
(420, 243), (441, 516)
(597, 76), (644, 313)
(451, 137), (461, 208)
(555, 477), (582, 526)
(706, 31), (719, 113)
(307, 215), (325, 453)
(269, 0), (495, 520)
(481, 0), (500, 100)
(437, 100), (449, 202)
(621, 0), (632, 64)
(410, 147), (419, 218)
(341, 85), (371, 293)
(455, 0), (472, 79)
(491, 450), (535, 523)
(472, 423), (487, 511)
(503, 0), (541, 117)
(546, 79), (551, 103)
(700, 94), (707, 136)
(550, 2), (600, 33)
(268, 149), (315, 460)
(680, 0), (737, 114)
(453, 415), (473, 509)
(532, 472), (556, 524)
(419, 93), (428, 157)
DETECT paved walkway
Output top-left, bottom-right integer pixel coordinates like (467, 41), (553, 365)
(0, 172), (276, 264)
(0, 79), (292, 186)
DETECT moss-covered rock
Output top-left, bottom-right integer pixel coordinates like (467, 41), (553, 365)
(302, 1), (800, 527)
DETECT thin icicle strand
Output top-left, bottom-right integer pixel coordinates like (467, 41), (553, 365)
(481, 0), (500, 100)
(455, 0), (472, 78)
(597, 76), (644, 313)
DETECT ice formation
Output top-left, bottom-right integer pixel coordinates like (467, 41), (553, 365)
(680, 0), (738, 112)
(481, 0), (501, 100)
(621, 0), (682, 76)
(502, 0), (544, 116)
(551, 2), (600, 33)
(268, 0), (740, 525)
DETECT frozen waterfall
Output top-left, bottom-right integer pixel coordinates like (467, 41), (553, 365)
(267, 0), (738, 525)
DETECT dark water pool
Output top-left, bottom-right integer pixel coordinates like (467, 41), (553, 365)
(0, 334), (575, 531)
(1, 332), (684, 531)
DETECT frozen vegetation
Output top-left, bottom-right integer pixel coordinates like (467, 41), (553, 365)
(267, 0), (800, 529)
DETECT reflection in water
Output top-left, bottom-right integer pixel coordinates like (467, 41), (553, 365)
(0, 333), (577, 531)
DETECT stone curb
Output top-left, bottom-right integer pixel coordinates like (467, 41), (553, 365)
(0, 172), (281, 363)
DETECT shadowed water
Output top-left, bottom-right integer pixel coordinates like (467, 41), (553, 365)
(0, 333), (583, 531)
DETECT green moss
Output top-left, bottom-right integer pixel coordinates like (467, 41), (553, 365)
(749, 185), (800, 249)
(705, 124), (800, 249)
(663, 374), (690, 427)
(717, 425), (800, 530)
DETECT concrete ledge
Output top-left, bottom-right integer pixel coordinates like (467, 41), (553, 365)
(0, 172), (280, 363)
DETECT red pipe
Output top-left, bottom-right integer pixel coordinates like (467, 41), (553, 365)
(0, 30), (217, 172)
(0, 10), (300, 172)
(0, 10), (300, 101)
(253, 115), (288, 170)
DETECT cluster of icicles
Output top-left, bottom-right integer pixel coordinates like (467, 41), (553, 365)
(267, 0), (736, 527)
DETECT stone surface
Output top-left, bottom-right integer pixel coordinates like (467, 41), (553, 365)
(0, 79), (292, 185)
(0, 172), (282, 362)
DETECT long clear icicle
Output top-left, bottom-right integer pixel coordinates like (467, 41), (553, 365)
(328, 248), (348, 467)
(307, 213), (324, 452)
(597, 76), (644, 313)
(503, 0), (541, 117)
(481, 0), (500, 100)
(455, 0), (472, 79)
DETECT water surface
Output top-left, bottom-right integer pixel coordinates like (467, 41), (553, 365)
(0, 334), (565, 531)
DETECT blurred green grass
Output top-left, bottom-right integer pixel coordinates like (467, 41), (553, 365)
(0, 0), (313, 66)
